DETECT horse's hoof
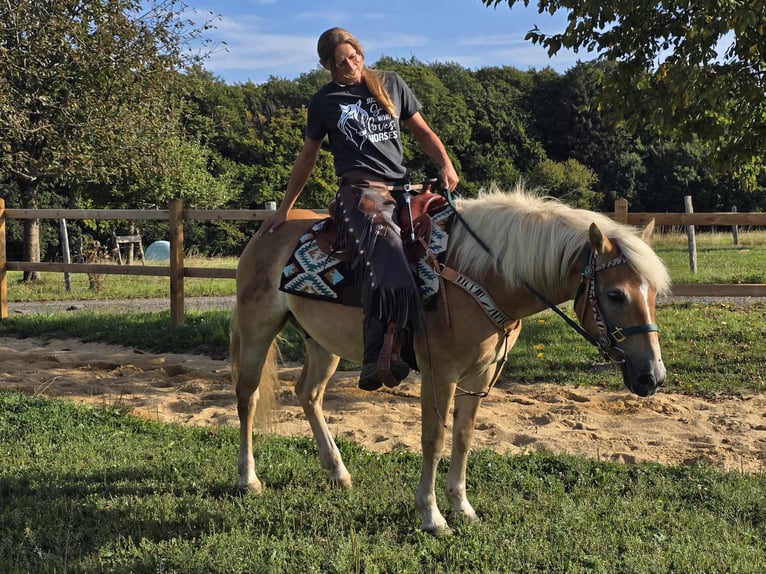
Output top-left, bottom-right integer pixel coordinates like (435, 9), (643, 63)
(237, 480), (263, 496)
(329, 475), (353, 489)
(421, 523), (453, 537)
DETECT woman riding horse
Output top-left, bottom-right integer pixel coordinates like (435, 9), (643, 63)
(257, 27), (459, 392)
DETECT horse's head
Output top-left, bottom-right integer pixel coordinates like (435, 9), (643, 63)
(574, 220), (666, 397)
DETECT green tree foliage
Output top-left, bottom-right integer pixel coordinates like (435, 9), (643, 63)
(527, 62), (645, 207)
(429, 62), (547, 195)
(233, 107), (335, 210)
(638, 140), (750, 212)
(0, 0), (215, 273)
(483, 0), (766, 185)
(373, 57), (472, 189)
(527, 158), (599, 208)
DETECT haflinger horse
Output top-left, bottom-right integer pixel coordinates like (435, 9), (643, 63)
(231, 185), (671, 536)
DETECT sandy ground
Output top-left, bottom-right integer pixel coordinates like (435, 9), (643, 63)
(2, 335), (765, 474)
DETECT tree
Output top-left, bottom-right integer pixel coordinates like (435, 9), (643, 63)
(483, 0), (766, 185)
(526, 158), (599, 208)
(0, 0), (213, 276)
(527, 62), (645, 207)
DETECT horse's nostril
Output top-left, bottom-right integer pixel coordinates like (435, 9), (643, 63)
(641, 374), (656, 388)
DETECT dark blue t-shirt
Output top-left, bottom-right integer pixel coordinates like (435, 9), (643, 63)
(306, 71), (421, 180)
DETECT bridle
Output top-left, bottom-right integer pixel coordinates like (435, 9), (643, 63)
(524, 248), (659, 364)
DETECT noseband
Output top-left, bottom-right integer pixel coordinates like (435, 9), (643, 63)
(525, 249), (659, 364)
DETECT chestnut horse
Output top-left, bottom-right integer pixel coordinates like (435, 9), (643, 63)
(230, 186), (671, 535)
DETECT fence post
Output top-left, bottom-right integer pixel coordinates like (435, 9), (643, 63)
(614, 198), (628, 224)
(59, 219), (72, 292)
(0, 198), (6, 319)
(169, 199), (184, 326)
(731, 205), (739, 245)
(684, 195), (698, 273)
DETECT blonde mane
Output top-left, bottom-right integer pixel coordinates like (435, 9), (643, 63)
(447, 184), (671, 296)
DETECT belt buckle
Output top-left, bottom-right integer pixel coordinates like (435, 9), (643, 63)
(403, 182), (411, 192)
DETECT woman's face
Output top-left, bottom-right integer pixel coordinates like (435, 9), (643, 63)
(330, 42), (363, 84)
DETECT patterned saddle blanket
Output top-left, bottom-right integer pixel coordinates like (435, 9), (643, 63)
(279, 202), (455, 307)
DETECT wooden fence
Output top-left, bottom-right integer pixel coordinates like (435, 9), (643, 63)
(0, 198), (276, 325)
(1, 198), (765, 325)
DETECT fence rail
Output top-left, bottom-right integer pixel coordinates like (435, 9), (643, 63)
(624, 212), (766, 226)
(1, 198), (764, 325)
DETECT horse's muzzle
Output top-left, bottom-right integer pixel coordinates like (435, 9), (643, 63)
(622, 359), (665, 397)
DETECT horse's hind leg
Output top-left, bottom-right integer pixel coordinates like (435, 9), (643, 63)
(295, 338), (351, 488)
(233, 306), (285, 494)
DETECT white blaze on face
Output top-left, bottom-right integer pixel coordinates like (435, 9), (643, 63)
(639, 277), (663, 362)
(639, 278), (652, 319)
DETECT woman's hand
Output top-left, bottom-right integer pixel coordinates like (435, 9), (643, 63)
(439, 163), (460, 192)
(257, 207), (289, 236)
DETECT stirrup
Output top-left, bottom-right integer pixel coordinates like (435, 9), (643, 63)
(378, 323), (410, 387)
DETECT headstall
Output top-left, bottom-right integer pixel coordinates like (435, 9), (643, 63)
(526, 249), (659, 364)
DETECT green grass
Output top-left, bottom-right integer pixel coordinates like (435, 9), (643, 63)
(1, 235), (765, 572)
(0, 309), (234, 359)
(511, 302), (766, 396)
(1, 391), (764, 573)
(4, 256), (238, 302)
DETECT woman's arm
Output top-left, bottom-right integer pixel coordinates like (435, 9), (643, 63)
(403, 112), (459, 191)
(258, 136), (323, 235)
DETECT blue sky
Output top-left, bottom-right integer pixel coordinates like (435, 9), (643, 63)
(183, 0), (595, 85)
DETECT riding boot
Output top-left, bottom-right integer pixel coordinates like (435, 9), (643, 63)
(358, 318), (411, 391)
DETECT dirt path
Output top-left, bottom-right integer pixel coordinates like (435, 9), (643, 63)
(2, 336), (765, 473)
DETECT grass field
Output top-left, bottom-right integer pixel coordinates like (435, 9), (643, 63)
(1, 392), (764, 573)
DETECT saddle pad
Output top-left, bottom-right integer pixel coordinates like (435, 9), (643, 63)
(279, 205), (454, 306)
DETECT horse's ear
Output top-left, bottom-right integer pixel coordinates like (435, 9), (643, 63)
(640, 218), (656, 243)
(588, 222), (611, 255)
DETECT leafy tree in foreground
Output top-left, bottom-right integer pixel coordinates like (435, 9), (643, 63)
(0, 0), (212, 277)
(483, 0), (766, 186)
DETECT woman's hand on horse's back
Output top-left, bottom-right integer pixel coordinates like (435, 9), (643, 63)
(258, 209), (288, 236)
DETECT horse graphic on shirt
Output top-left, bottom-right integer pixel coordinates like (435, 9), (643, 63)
(337, 100), (369, 150)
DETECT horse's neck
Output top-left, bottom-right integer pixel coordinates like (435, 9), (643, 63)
(475, 263), (584, 320)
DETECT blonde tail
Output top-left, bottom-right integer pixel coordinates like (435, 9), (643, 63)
(230, 310), (278, 431)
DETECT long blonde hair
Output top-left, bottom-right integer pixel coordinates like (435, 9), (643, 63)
(317, 27), (397, 118)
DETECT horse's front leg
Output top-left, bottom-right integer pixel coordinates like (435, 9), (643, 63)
(296, 339), (351, 488)
(446, 389), (485, 523)
(416, 370), (456, 536)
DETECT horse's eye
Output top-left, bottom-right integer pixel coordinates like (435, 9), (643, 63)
(607, 290), (627, 304)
